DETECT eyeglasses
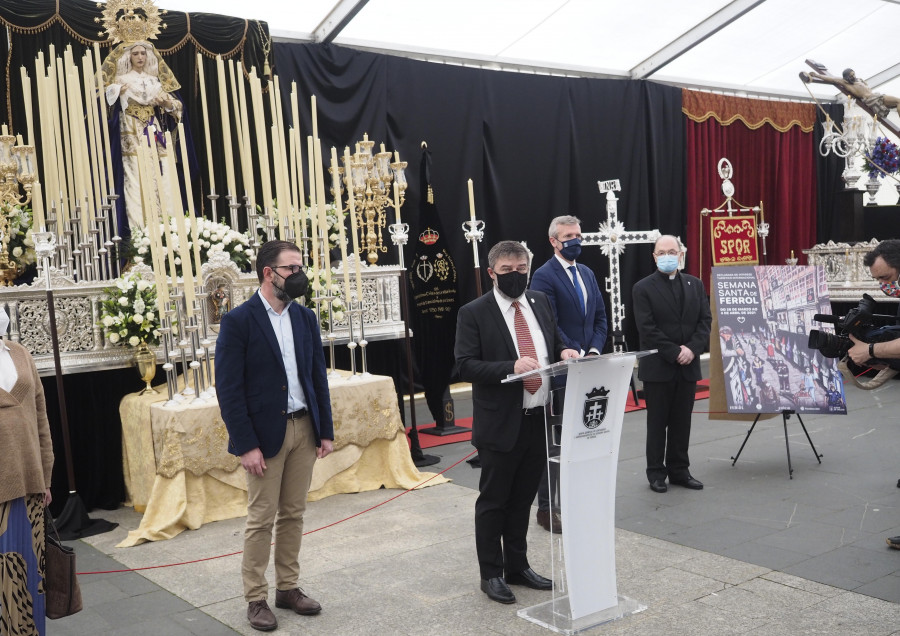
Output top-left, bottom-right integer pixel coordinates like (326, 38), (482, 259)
(654, 250), (680, 257)
(271, 264), (303, 275)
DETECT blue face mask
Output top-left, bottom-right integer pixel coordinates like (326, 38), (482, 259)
(557, 237), (582, 261)
(656, 254), (679, 274)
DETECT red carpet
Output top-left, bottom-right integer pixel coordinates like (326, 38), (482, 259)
(408, 419), (473, 448)
(407, 380), (711, 449)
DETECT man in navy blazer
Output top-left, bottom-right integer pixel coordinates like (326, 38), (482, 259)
(215, 240), (334, 632)
(529, 215), (608, 533)
(455, 240), (580, 605)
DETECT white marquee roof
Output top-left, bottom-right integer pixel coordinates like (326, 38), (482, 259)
(159, 0), (900, 102)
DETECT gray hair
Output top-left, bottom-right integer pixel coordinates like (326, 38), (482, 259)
(548, 215), (581, 238)
(488, 240), (530, 269)
(653, 234), (684, 251)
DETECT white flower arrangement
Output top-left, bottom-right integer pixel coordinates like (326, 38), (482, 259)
(128, 215), (252, 273)
(98, 273), (167, 347)
(2, 203), (37, 270)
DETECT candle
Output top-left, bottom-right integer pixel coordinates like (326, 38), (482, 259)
(32, 182), (45, 231)
(165, 132), (196, 311)
(467, 179), (476, 222)
(236, 64), (255, 209)
(271, 123), (287, 240)
(331, 146), (351, 297)
(290, 85), (306, 213)
(145, 126), (178, 284)
(290, 133), (302, 250)
(249, 72), (273, 225)
(344, 147), (363, 297)
(93, 43), (115, 197)
(313, 138), (330, 291)
(197, 53), (215, 195)
(307, 136), (319, 281)
(137, 142), (169, 310)
(228, 60), (245, 166)
(81, 53), (105, 206)
(178, 123), (204, 289)
(791, 250), (795, 259)
(216, 55), (237, 198)
(19, 67), (34, 146)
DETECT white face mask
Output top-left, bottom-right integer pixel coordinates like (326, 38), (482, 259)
(0, 307), (8, 336)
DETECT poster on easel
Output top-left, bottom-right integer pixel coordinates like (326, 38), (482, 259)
(711, 265), (847, 415)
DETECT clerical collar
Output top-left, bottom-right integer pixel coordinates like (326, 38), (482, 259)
(656, 269), (679, 281)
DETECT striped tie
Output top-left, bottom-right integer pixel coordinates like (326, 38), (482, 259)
(568, 265), (585, 315)
(513, 301), (542, 394)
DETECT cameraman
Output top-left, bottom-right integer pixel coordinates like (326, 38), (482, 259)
(848, 239), (900, 365)
(846, 239), (900, 551)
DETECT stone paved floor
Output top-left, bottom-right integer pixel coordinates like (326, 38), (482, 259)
(47, 377), (900, 635)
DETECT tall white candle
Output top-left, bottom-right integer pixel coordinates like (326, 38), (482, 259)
(343, 147), (364, 297)
(331, 146), (351, 297)
(197, 53), (215, 195)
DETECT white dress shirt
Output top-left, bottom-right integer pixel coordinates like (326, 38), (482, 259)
(0, 341), (16, 393)
(258, 290), (307, 412)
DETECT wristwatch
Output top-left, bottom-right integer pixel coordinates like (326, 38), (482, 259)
(869, 342), (876, 359)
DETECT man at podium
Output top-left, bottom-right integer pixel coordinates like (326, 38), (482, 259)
(455, 240), (580, 604)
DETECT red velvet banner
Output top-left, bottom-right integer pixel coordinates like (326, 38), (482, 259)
(710, 215), (759, 266)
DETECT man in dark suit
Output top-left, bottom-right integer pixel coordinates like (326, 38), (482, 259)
(216, 240), (334, 632)
(632, 235), (711, 494)
(455, 240), (580, 604)
(530, 215), (608, 533)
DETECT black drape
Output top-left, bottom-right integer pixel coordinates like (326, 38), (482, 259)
(274, 43), (685, 349)
(814, 102), (847, 243)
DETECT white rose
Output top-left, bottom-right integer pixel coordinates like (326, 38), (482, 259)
(129, 336), (140, 347)
(222, 235), (232, 245)
(108, 332), (120, 343)
(133, 313), (144, 324)
(203, 230), (211, 238)
(146, 312), (155, 321)
(119, 329), (128, 337)
(118, 297), (129, 306)
(174, 256), (182, 265)
(22, 237), (33, 248)
(136, 279), (150, 292)
(329, 233), (339, 243)
(102, 316), (115, 327)
(333, 311), (344, 322)
(138, 246), (148, 255)
(203, 240), (211, 248)
(133, 298), (145, 313)
(134, 256), (144, 264)
(141, 237), (151, 247)
(12, 246), (22, 257)
(245, 248), (253, 256)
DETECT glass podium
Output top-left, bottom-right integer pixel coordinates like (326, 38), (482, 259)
(502, 351), (655, 634)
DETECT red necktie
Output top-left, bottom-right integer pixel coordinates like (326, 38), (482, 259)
(513, 301), (542, 394)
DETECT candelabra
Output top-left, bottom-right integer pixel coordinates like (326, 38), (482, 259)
(0, 135), (36, 285)
(818, 97), (872, 188)
(341, 134), (407, 264)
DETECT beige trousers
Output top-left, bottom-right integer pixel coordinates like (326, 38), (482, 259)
(242, 415), (317, 601)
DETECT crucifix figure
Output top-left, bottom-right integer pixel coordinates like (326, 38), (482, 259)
(801, 59), (900, 139)
(582, 179), (660, 353)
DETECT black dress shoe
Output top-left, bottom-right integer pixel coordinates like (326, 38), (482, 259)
(670, 476), (704, 490)
(649, 479), (667, 493)
(506, 568), (552, 590)
(480, 577), (516, 603)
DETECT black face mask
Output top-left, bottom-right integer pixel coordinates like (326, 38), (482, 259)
(273, 269), (309, 302)
(494, 270), (528, 299)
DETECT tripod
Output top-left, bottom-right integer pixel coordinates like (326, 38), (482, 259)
(731, 409), (822, 479)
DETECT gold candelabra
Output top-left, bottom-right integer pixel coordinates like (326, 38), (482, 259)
(331, 134), (407, 264)
(0, 134), (36, 285)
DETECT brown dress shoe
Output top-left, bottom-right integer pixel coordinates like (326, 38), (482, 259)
(536, 509), (562, 534)
(247, 600), (277, 632)
(275, 588), (322, 615)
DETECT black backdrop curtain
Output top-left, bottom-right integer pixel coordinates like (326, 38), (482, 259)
(814, 103), (847, 243)
(275, 43), (685, 350)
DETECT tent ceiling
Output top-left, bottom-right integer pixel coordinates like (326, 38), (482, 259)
(158, 0), (900, 101)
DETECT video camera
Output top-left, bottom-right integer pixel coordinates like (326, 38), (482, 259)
(808, 293), (900, 360)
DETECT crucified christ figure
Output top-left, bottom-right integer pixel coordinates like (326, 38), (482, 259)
(800, 60), (900, 120)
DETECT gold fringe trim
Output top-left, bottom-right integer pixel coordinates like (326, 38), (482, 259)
(683, 108), (814, 133)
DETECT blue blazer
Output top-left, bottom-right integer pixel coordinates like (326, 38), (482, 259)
(530, 257), (608, 353)
(215, 292), (334, 458)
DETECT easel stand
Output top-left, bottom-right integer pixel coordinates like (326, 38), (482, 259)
(730, 409), (823, 479)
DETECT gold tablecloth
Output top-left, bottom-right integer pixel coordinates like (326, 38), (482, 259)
(119, 372), (449, 547)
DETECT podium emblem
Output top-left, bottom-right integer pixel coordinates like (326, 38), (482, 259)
(583, 386), (610, 429)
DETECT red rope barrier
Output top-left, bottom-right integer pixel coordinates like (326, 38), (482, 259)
(76, 449), (479, 575)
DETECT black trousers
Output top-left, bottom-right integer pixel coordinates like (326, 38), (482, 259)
(474, 409), (546, 579)
(643, 378), (697, 483)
